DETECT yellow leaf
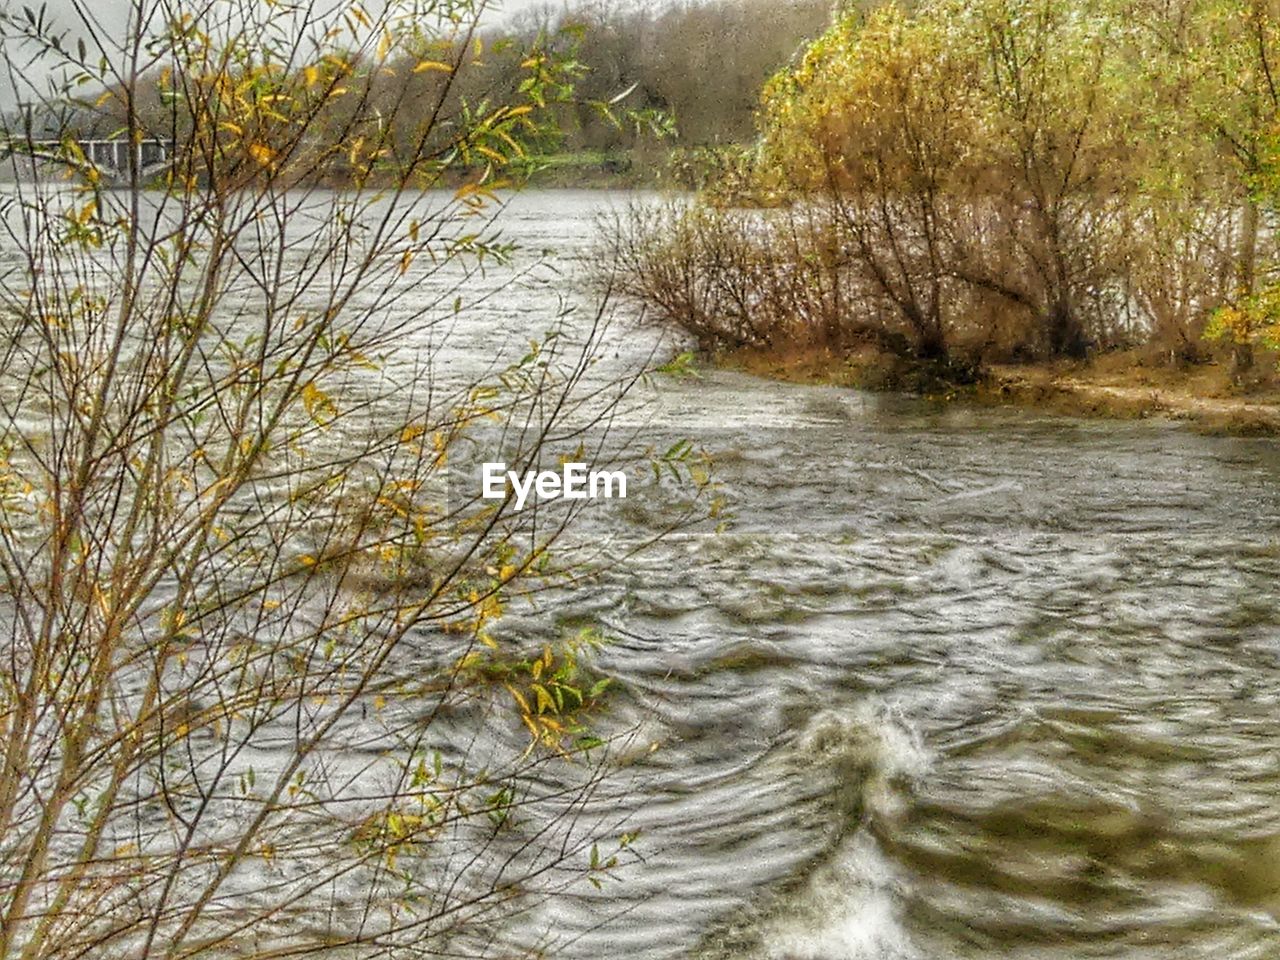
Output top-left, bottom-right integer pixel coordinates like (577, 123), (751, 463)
(413, 60), (452, 74)
(507, 684), (531, 716)
(495, 130), (525, 158)
(532, 683), (556, 714)
(302, 381), (335, 423)
(248, 142), (276, 168)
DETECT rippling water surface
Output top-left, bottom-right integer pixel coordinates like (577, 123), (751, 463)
(15, 186), (1280, 959)
(470, 192), (1280, 960)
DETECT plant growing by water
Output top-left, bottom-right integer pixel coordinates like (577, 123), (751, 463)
(0, 1), (711, 957)
(609, 0), (1279, 380)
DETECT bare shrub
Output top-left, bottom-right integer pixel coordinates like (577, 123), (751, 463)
(613, 0), (1258, 374)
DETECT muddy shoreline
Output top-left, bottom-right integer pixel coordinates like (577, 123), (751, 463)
(711, 345), (1280, 436)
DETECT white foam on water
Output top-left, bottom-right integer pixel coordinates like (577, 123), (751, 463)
(750, 704), (932, 960)
(761, 834), (920, 960)
(795, 702), (932, 813)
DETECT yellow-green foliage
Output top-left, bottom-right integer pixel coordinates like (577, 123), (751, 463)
(759, 0), (1140, 200)
(737, 0), (1280, 362)
(759, 5), (979, 193)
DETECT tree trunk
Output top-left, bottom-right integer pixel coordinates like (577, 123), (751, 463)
(916, 325), (947, 361)
(1233, 199), (1260, 379)
(1047, 296), (1087, 359)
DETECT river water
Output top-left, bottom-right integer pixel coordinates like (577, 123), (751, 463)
(9, 185), (1280, 959)
(474, 192), (1280, 960)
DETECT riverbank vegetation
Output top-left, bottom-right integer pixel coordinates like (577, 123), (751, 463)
(609, 0), (1280, 416)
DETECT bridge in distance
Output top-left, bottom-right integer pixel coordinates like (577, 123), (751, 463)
(0, 136), (175, 181)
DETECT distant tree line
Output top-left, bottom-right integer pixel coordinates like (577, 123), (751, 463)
(508, 0), (832, 153)
(46, 0), (831, 181)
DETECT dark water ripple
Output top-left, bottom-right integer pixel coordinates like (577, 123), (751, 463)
(456, 194), (1280, 959)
